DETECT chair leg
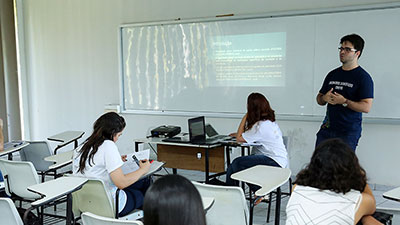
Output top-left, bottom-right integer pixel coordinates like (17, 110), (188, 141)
(266, 192), (272, 223)
(53, 171), (57, 211)
(274, 187), (282, 225)
(266, 178), (292, 223)
(249, 190), (254, 225)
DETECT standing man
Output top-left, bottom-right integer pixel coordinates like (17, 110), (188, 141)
(316, 34), (373, 151)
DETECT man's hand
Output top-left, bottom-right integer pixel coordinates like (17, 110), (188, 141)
(330, 91), (347, 105)
(321, 88), (334, 104)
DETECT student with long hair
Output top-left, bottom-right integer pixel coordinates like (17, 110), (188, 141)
(143, 174), (206, 225)
(226, 92), (288, 188)
(73, 112), (151, 217)
(286, 139), (382, 225)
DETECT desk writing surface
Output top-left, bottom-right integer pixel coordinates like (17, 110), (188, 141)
(383, 187), (400, 202)
(202, 197), (214, 211)
(44, 150), (74, 170)
(0, 141), (29, 157)
(231, 165), (291, 196)
(28, 177), (88, 206)
(48, 131), (84, 143)
(134, 137), (220, 148)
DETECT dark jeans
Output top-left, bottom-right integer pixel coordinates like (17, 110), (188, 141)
(226, 154), (281, 191)
(316, 128), (361, 151)
(119, 177), (151, 217)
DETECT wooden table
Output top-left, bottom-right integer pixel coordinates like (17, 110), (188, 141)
(134, 137), (225, 183)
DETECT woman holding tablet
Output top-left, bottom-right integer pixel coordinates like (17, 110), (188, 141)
(73, 112), (151, 217)
(226, 92), (288, 189)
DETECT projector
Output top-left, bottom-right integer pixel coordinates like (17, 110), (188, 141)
(151, 125), (181, 138)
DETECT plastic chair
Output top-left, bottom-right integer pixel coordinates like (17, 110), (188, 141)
(0, 159), (43, 223)
(0, 159), (41, 201)
(193, 181), (249, 225)
(0, 198), (23, 225)
(19, 141), (72, 182)
(72, 178), (143, 223)
(81, 212), (144, 225)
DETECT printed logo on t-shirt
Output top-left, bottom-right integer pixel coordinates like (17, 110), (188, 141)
(329, 81), (354, 91)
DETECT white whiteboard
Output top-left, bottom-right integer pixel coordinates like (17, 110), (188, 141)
(120, 7), (400, 120)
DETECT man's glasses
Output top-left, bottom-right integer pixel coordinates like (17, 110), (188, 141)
(338, 47), (357, 53)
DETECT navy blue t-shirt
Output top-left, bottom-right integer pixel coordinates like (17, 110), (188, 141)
(319, 66), (374, 133)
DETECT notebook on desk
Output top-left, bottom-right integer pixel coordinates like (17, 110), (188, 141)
(162, 116), (226, 145)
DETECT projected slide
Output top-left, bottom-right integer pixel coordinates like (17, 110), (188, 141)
(208, 32), (286, 87)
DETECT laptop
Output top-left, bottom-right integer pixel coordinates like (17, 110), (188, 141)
(205, 124), (234, 141)
(162, 116), (224, 145)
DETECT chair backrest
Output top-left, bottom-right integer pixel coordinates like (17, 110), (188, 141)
(81, 212), (144, 225)
(0, 159), (41, 199)
(19, 141), (54, 172)
(193, 182), (249, 225)
(72, 179), (115, 218)
(0, 198), (24, 225)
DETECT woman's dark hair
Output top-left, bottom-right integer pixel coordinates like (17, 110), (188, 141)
(77, 112), (126, 173)
(246, 92), (275, 131)
(295, 138), (367, 194)
(143, 174), (206, 225)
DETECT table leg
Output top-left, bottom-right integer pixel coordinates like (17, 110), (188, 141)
(225, 146), (231, 167)
(205, 149), (209, 183)
(134, 141), (143, 152)
(7, 153), (12, 160)
(249, 191), (254, 225)
(275, 187), (281, 225)
(172, 168), (177, 174)
(66, 193), (72, 225)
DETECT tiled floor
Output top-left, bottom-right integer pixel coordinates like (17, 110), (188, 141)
(15, 169), (400, 224)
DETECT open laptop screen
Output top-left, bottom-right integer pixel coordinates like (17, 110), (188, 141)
(205, 124), (218, 137)
(188, 116), (206, 142)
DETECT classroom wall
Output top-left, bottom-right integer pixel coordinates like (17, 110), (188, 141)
(18, 0), (400, 186)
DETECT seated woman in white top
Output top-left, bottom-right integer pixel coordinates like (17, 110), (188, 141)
(226, 92), (288, 189)
(286, 138), (382, 225)
(73, 112), (151, 217)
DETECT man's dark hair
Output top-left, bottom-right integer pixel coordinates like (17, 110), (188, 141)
(341, 34), (365, 58)
(295, 138), (367, 194)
